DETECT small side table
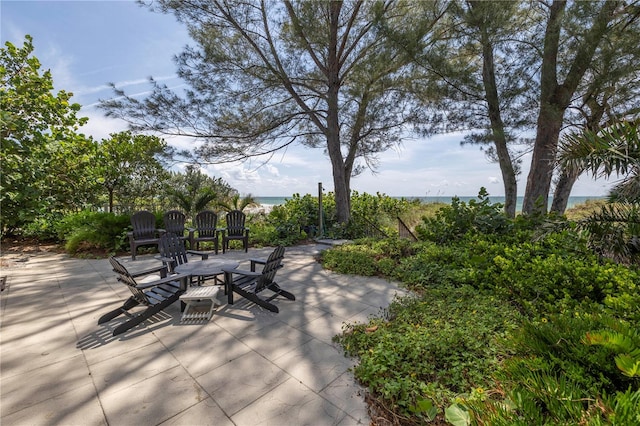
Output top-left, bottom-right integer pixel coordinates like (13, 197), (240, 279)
(179, 286), (220, 322)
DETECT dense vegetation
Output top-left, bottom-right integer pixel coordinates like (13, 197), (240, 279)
(321, 193), (639, 425)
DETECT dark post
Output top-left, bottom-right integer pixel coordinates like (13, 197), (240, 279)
(318, 182), (323, 238)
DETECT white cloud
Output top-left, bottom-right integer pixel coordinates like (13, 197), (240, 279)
(78, 108), (128, 140)
(264, 164), (280, 177)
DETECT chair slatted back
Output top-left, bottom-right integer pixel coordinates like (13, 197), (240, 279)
(256, 246), (285, 291)
(131, 211), (157, 239)
(109, 257), (152, 306)
(225, 210), (246, 237)
(159, 233), (189, 270)
(195, 210), (218, 238)
(164, 210), (186, 236)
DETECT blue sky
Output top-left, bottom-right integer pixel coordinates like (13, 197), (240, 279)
(2, 0), (614, 197)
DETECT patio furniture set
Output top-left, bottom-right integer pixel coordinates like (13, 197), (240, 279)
(98, 210), (294, 336)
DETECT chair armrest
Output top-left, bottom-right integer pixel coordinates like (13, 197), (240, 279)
(186, 250), (210, 260)
(135, 273), (189, 289)
(249, 258), (266, 272)
(222, 267), (260, 277)
(249, 258), (283, 272)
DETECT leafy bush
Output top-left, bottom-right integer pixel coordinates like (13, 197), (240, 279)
(321, 242), (379, 276)
(336, 286), (522, 419)
(469, 238), (638, 318)
(56, 210), (130, 255)
(21, 210), (66, 241)
(267, 192), (423, 240)
(416, 188), (512, 243)
(461, 313), (639, 425)
(248, 218), (307, 247)
(268, 193), (319, 236)
(321, 237), (421, 278)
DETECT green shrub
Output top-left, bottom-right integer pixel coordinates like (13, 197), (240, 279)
(336, 286), (522, 418)
(269, 194), (318, 234)
(466, 236), (640, 318)
(321, 243), (379, 276)
(266, 192), (423, 240)
(249, 220), (306, 247)
(21, 210), (66, 241)
(416, 188), (512, 243)
(462, 313), (639, 425)
(603, 275), (640, 322)
(57, 210), (130, 255)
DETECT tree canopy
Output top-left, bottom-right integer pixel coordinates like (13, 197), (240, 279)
(165, 165), (237, 220)
(100, 0), (448, 223)
(1, 35), (93, 234)
(95, 131), (172, 213)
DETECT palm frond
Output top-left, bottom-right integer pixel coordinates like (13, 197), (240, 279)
(194, 189), (218, 212)
(577, 203), (640, 264)
(609, 172), (640, 203)
(559, 120), (640, 178)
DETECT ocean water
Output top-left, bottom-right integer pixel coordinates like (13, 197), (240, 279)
(254, 195), (606, 212)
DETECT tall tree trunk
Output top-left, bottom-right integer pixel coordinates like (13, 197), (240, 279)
(478, 22), (518, 217)
(523, 104), (565, 214)
(326, 1), (350, 224)
(108, 187), (115, 213)
(522, 0), (618, 215)
(522, 1), (565, 215)
(551, 165), (580, 214)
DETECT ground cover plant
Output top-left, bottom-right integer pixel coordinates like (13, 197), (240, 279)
(323, 193), (640, 425)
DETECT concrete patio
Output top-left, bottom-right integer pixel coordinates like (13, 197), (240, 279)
(1, 243), (408, 425)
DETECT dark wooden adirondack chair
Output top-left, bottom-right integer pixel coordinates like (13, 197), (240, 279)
(98, 257), (188, 336)
(221, 210), (249, 253)
(189, 210), (219, 253)
(163, 210), (189, 248)
(222, 246), (294, 313)
(157, 233), (212, 282)
(128, 210), (164, 260)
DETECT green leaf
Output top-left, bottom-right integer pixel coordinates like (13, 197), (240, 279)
(445, 403), (471, 426)
(410, 397), (439, 421)
(616, 354), (640, 378)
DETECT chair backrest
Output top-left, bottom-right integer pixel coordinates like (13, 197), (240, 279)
(195, 210), (218, 238)
(226, 210), (246, 237)
(164, 210), (186, 236)
(256, 246), (285, 290)
(109, 257), (151, 305)
(131, 211), (157, 239)
(158, 233), (189, 269)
